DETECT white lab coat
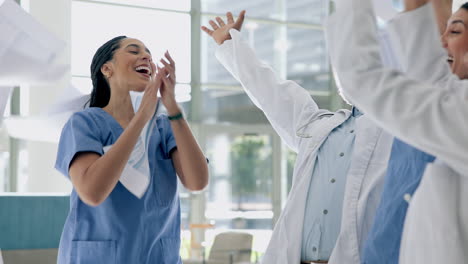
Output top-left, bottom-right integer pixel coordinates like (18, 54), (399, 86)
(329, 28), (400, 264)
(387, 4), (468, 263)
(326, 1), (468, 263)
(215, 29), (392, 264)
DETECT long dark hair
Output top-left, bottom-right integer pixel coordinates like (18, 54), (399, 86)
(86, 36), (127, 108)
(462, 2), (468, 10)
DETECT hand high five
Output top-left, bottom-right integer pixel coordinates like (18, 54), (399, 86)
(201, 10), (246, 45)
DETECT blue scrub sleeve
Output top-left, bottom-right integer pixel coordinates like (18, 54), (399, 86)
(161, 115), (209, 163)
(161, 116), (177, 157)
(55, 111), (104, 178)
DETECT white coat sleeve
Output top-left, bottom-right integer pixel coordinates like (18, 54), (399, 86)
(215, 29), (321, 152)
(325, 0), (468, 175)
(386, 3), (455, 88)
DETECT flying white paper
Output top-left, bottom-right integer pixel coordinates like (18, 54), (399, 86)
(46, 84), (90, 115)
(3, 87), (160, 145)
(0, 0), (68, 85)
(4, 84), (87, 142)
(5, 112), (71, 142)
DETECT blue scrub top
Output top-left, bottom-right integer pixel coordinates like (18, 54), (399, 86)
(361, 138), (435, 264)
(55, 107), (181, 264)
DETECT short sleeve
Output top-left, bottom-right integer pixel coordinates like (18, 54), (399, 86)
(160, 115), (177, 157)
(55, 111), (104, 178)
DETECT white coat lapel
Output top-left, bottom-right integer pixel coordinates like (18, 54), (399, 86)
(262, 110), (351, 263)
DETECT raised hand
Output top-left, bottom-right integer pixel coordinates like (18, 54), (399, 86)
(201, 10), (246, 45)
(158, 51), (180, 115)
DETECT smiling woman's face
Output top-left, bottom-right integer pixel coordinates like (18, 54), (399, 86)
(103, 38), (155, 92)
(442, 8), (468, 79)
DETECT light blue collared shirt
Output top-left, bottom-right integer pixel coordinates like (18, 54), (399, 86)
(301, 108), (361, 261)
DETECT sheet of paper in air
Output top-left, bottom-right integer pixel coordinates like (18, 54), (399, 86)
(4, 112), (72, 142)
(46, 84), (90, 115)
(3, 86), (155, 143)
(102, 92), (157, 199)
(0, 0), (68, 85)
(0, 86), (12, 125)
(4, 84), (88, 143)
(373, 0), (400, 21)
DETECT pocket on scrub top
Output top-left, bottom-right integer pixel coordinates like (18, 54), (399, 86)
(155, 158), (177, 206)
(147, 237), (181, 264)
(71, 240), (116, 264)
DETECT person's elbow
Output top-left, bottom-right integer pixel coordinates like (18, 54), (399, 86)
(184, 167), (209, 191)
(72, 174), (109, 206)
(69, 153), (108, 206)
(186, 178), (209, 192)
(78, 189), (108, 207)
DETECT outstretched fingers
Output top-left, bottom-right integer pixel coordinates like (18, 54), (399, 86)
(234, 10), (246, 29)
(209, 20), (219, 30)
(226, 12), (234, 24)
(201, 26), (213, 36)
(216, 16), (226, 27)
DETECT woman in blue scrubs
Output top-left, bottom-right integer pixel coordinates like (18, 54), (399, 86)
(55, 36), (209, 264)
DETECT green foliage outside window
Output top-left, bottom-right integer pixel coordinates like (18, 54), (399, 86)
(230, 135), (272, 211)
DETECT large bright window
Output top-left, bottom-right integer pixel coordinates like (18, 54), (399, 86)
(71, 1), (191, 92)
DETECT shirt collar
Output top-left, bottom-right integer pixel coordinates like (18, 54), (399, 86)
(351, 107), (363, 117)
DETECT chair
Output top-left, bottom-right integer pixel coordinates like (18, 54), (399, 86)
(184, 231), (253, 264)
(207, 231), (253, 264)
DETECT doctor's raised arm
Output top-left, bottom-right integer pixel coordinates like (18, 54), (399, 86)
(201, 9), (396, 264)
(386, 0), (453, 86)
(326, 0), (468, 174)
(201, 11), (325, 152)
